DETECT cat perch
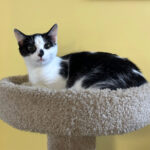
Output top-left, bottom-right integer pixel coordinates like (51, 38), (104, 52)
(0, 75), (150, 150)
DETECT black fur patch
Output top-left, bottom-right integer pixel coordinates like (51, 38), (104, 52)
(59, 61), (68, 79)
(42, 33), (56, 47)
(18, 35), (35, 57)
(61, 52), (147, 90)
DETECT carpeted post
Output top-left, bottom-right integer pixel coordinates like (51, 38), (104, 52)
(47, 135), (96, 150)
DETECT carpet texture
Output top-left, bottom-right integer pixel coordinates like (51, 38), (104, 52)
(0, 75), (150, 150)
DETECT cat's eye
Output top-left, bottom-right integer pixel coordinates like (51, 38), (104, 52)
(44, 43), (51, 49)
(27, 45), (36, 52)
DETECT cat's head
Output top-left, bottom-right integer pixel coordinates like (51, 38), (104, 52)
(14, 24), (58, 67)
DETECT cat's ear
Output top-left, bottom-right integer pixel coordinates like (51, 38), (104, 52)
(14, 29), (26, 43)
(47, 24), (58, 43)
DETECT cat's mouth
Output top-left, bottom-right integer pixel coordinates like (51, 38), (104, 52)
(37, 58), (45, 62)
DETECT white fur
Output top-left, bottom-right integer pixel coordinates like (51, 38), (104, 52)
(71, 78), (85, 90)
(34, 36), (45, 50)
(132, 69), (144, 77)
(24, 35), (66, 90)
(27, 57), (66, 89)
(115, 55), (124, 59)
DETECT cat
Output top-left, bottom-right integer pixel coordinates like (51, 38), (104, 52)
(14, 24), (147, 90)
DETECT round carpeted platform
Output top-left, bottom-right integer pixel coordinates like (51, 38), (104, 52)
(0, 75), (150, 150)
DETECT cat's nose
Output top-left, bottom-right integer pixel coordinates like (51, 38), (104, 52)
(38, 50), (44, 57)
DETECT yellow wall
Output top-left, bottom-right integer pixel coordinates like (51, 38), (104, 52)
(0, 0), (150, 150)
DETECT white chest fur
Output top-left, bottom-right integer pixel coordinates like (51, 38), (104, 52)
(26, 57), (67, 90)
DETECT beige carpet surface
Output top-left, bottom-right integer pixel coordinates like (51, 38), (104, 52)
(0, 75), (150, 136)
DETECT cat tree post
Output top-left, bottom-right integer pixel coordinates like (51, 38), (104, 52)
(0, 75), (150, 150)
(47, 136), (96, 150)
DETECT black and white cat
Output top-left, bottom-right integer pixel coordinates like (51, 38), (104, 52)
(14, 24), (147, 90)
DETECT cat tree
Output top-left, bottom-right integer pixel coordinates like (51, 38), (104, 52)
(0, 75), (150, 150)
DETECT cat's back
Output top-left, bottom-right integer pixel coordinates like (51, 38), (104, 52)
(61, 51), (147, 89)
(61, 51), (139, 72)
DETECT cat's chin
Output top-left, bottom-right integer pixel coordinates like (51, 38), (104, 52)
(37, 59), (46, 64)
(36, 58), (51, 66)
(37, 58), (45, 62)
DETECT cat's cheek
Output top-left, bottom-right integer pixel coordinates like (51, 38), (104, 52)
(43, 51), (54, 61)
(49, 53), (56, 62)
(28, 54), (39, 63)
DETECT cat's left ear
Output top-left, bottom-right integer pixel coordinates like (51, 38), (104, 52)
(14, 29), (26, 43)
(47, 24), (58, 43)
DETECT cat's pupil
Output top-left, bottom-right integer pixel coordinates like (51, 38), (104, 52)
(27, 45), (36, 52)
(44, 43), (51, 49)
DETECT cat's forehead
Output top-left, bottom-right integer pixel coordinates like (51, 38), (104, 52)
(19, 33), (53, 48)
(34, 35), (45, 46)
(24, 34), (47, 44)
